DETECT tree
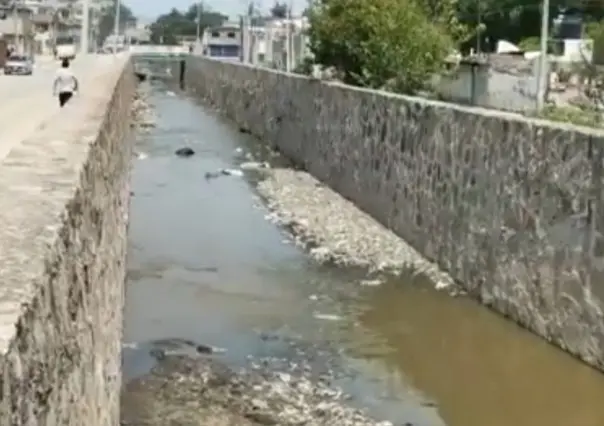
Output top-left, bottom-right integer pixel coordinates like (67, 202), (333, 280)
(307, 0), (454, 94)
(150, 6), (226, 45)
(98, 2), (136, 45)
(270, 1), (288, 18)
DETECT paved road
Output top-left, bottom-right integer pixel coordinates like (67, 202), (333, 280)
(0, 54), (124, 161)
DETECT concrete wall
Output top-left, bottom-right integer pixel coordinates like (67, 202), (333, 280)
(0, 57), (135, 424)
(185, 56), (604, 371)
(436, 62), (541, 113)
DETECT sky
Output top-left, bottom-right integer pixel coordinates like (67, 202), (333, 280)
(127, 0), (308, 23)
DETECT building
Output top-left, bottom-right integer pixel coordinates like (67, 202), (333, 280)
(0, 5), (35, 55)
(0, 0), (116, 56)
(241, 16), (309, 70)
(435, 52), (548, 113)
(200, 22), (241, 60)
(124, 22), (151, 45)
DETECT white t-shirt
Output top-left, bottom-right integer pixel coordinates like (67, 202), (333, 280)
(54, 68), (77, 93)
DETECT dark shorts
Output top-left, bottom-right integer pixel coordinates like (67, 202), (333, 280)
(58, 91), (73, 107)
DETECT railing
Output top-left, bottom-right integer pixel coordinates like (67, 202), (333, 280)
(129, 45), (189, 55)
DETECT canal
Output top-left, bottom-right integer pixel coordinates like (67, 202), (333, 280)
(122, 82), (604, 426)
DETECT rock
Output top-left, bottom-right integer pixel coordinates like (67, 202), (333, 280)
(175, 147), (195, 157)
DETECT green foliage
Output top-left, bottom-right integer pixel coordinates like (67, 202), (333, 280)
(150, 5), (227, 45)
(307, 0), (453, 94)
(518, 36), (540, 51)
(98, 2), (136, 45)
(270, 1), (288, 18)
(540, 105), (603, 128)
(416, 0), (469, 44)
(293, 57), (315, 75)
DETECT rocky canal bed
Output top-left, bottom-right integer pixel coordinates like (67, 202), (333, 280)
(122, 85), (440, 425)
(121, 335), (396, 426)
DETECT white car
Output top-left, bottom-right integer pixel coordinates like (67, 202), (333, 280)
(4, 55), (33, 75)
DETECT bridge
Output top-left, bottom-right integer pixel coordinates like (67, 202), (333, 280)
(1, 47), (604, 424)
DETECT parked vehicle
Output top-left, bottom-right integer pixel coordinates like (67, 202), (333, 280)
(4, 55), (33, 75)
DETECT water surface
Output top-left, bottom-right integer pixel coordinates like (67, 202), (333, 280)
(124, 83), (604, 426)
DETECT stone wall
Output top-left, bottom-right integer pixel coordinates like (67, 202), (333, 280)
(0, 57), (135, 425)
(185, 57), (604, 371)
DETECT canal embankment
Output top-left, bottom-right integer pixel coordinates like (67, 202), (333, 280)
(183, 56), (604, 373)
(121, 76), (604, 426)
(122, 83), (435, 426)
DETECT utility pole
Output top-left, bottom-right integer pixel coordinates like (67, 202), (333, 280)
(285, 2), (292, 72)
(81, 0), (90, 54)
(113, 0), (121, 53)
(536, 0), (550, 111)
(12, 0), (19, 54)
(195, 1), (202, 43)
(476, 0), (481, 54)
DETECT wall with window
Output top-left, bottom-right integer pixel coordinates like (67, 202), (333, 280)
(209, 29), (239, 39)
(208, 44), (239, 58)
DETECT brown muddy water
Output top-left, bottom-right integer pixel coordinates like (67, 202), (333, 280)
(123, 83), (604, 426)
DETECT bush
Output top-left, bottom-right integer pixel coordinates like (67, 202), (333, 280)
(540, 105), (603, 128)
(306, 0), (454, 94)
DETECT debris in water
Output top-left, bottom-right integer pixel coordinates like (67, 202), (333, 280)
(175, 147), (195, 157)
(309, 294), (319, 301)
(360, 278), (383, 287)
(313, 313), (342, 321)
(196, 344), (227, 355)
(221, 168), (244, 176)
(240, 161), (269, 170)
(166, 91), (175, 96)
(234, 147), (244, 154)
(136, 152), (148, 160)
(435, 280), (452, 291)
(204, 168), (244, 180)
(122, 334), (398, 425)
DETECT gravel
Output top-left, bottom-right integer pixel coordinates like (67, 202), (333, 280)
(256, 167), (455, 291)
(130, 84), (156, 130)
(121, 336), (395, 426)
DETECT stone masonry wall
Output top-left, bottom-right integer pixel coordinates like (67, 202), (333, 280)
(185, 57), (604, 371)
(0, 57), (136, 425)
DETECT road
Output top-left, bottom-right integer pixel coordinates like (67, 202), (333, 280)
(0, 54), (124, 161)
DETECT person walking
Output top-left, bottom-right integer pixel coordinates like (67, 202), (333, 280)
(53, 59), (79, 107)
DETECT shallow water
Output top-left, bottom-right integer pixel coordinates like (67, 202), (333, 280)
(123, 83), (604, 426)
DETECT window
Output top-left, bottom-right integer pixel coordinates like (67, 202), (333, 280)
(208, 44), (239, 58)
(227, 32), (236, 38)
(211, 32), (219, 37)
